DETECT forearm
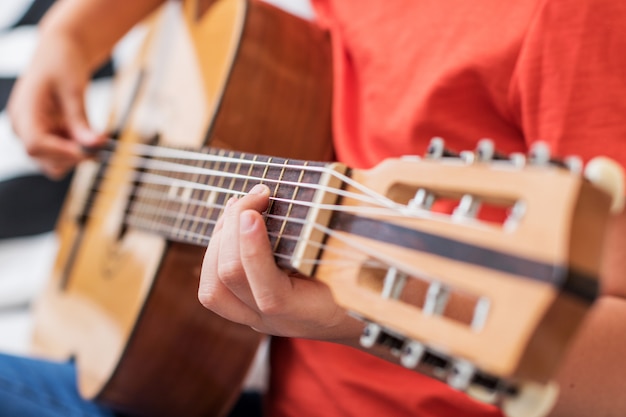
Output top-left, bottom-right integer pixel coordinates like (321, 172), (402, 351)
(599, 210), (626, 298)
(550, 210), (626, 416)
(38, 0), (167, 70)
(550, 295), (626, 416)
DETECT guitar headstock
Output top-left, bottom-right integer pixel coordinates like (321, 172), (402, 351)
(306, 138), (624, 417)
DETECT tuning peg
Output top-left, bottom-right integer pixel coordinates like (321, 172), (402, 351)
(359, 322), (404, 352)
(448, 359), (477, 391)
(360, 322), (383, 349)
(503, 201), (527, 232)
(499, 381), (559, 417)
(475, 139), (509, 162)
(426, 137), (447, 159)
(426, 137), (464, 159)
(528, 142), (571, 169)
(423, 281), (450, 316)
(408, 188), (436, 210)
(477, 139), (530, 166)
(400, 340), (426, 369)
(563, 155), (583, 174)
(452, 194), (481, 219)
(381, 267), (408, 300)
(476, 139), (495, 161)
(584, 156), (625, 213)
(509, 152), (526, 168)
(528, 142), (552, 165)
(470, 297), (491, 332)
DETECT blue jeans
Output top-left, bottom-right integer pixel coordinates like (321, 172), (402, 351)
(0, 352), (262, 417)
(0, 352), (118, 417)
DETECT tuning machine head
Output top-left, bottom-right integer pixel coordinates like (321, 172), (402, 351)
(425, 137), (466, 160)
(584, 156), (625, 213)
(426, 137), (527, 167)
(528, 141), (625, 213)
(527, 141), (581, 173)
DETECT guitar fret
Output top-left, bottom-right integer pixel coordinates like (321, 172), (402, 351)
(180, 155), (204, 244)
(126, 145), (334, 270)
(149, 153), (174, 236)
(192, 155), (212, 245)
(160, 153), (183, 239)
(158, 155), (174, 235)
(208, 149), (229, 235)
(263, 156), (286, 251)
(272, 161), (308, 254)
(198, 149), (219, 239)
(142, 156), (158, 233)
(224, 149), (241, 206)
(261, 156), (273, 191)
(126, 153), (151, 232)
(271, 159), (291, 252)
(196, 154), (214, 245)
(241, 154), (258, 194)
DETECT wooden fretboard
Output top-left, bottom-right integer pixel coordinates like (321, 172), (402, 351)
(121, 145), (333, 270)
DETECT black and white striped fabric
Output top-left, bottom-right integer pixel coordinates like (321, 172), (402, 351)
(0, 0), (114, 239)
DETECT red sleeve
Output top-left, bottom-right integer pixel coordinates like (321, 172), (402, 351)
(510, 0), (626, 168)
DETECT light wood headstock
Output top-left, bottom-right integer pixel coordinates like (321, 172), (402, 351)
(307, 138), (624, 416)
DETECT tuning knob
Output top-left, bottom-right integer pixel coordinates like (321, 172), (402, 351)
(426, 137), (446, 159)
(584, 156), (625, 214)
(499, 381), (559, 417)
(528, 142), (552, 165)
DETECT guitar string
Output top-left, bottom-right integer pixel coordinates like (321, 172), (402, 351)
(94, 140), (403, 209)
(79, 164), (466, 271)
(124, 205), (426, 279)
(76, 162), (503, 286)
(125, 207), (382, 269)
(79, 144), (471, 247)
(90, 141), (534, 236)
(74, 141), (453, 277)
(79, 168), (439, 274)
(83, 170), (427, 221)
(81, 188), (396, 272)
(80, 177), (417, 265)
(83, 184), (435, 241)
(80, 142), (492, 245)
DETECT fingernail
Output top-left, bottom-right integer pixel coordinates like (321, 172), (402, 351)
(240, 211), (256, 233)
(75, 126), (99, 145)
(225, 196), (238, 209)
(73, 126), (97, 142)
(249, 184), (267, 195)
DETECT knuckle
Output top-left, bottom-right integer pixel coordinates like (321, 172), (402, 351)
(24, 141), (42, 157)
(197, 290), (215, 309)
(197, 283), (220, 309)
(217, 259), (244, 285)
(256, 293), (286, 316)
(240, 241), (266, 263)
(41, 162), (69, 180)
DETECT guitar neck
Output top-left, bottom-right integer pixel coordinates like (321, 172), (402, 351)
(117, 143), (341, 270)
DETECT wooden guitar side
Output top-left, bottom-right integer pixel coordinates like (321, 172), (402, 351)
(30, 1), (333, 416)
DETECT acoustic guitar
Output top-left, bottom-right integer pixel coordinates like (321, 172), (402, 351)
(30, 1), (624, 417)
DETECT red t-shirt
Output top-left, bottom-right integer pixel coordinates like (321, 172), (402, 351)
(266, 1), (626, 416)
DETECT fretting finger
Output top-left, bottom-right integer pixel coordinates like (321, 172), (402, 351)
(217, 185), (271, 309)
(198, 213), (261, 327)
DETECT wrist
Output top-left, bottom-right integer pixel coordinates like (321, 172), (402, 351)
(38, 20), (108, 73)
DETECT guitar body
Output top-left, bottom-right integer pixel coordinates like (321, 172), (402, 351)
(31, 1), (333, 416)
